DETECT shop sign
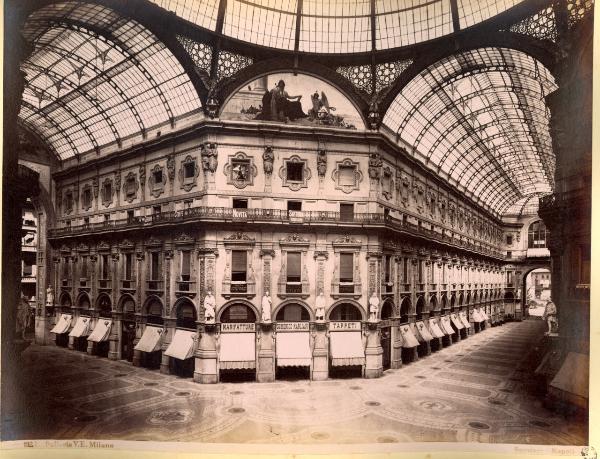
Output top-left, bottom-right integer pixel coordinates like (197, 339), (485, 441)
(276, 322), (310, 332)
(329, 321), (361, 331)
(221, 323), (255, 333)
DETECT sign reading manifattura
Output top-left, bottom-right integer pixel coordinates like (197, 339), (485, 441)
(276, 322), (310, 331)
(221, 323), (256, 333)
(329, 321), (361, 331)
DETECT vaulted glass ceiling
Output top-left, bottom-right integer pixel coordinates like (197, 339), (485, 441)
(383, 47), (556, 216)
(503, 194), (547, 217)
(19, 2), (202, 160)
(150, 0), (524, 52)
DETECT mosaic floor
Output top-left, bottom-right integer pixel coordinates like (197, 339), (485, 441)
(2, 320), (587, 445)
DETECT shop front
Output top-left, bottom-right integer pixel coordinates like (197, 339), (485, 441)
(218, 304), (257, 382)
(328, 303), (365, 378)
(165, 299), (198, 377)
(275, 303), (312, 379)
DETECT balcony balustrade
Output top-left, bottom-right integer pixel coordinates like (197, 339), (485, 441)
(221, 280), (256, 299)
(120, 279), (135, 290)
(49, 206), (503, 258)
(331, 281), (362, 299)
(146, 280), (164, 292)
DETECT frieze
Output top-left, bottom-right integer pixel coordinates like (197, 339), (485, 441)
(259, 249), (276, 257)
(174, 233), (195, 245)
(224, 232), (255, 241)
(279, 233), (310, 244)
(333, 235), (362, 245)
(313, 250), (329, 259)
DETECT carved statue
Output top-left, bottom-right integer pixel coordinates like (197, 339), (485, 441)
(369, 292), (380, 322)
(201, 143), (218, 173)
(114, 173), (121, 193)
(263, 147), (274, 175)
(317, 149), (327, 177)
(315, 290), (326, 321)
(261, 291), (272, 323)
(542, 299), (558, 335)
(167, 155), (176, 182)
(92, 176), (99, 198)
(368, 152), (382, 180)
(139, 165), (146, 186)
(16, 294), (31, 340)
(203, 290), (216, 324)
(46, 285), (54, 306)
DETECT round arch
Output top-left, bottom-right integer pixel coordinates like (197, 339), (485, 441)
(76, 291), (91, 309)
(380, 299), (394, 320)
(399, 296), (411, 324)
(440, 293), (448, 311)
(96, 293), (112, 317)
(429, 294), (438, 311)
(415, 295), (426, 320)
(173, 297), (197, 329)
(59, 291), (72, 307)
(117, 294), (136, 314)
(171, 296), (198, 319)
(273, 299), (313, 322)
(142, 295), (164, 316)
(326, 299), (366, 321)
(218, 299), (259, 323)
(217, 61), (369, 128)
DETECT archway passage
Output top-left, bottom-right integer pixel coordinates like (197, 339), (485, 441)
(380, 300), (394, 371)
(120, 296), (136, 363)
(524, 268), (552, 319)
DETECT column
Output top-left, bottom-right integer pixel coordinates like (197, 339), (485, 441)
(109, 311), (121, 360)
(390, 319), (402, 369)
(161, 317), (176, 374)
(311, 323), (328, 380)
(257, 323), (275, 382)
(365, 252), (383, 377)
(195, 247), (218, 383)
(132, 314), (143, 367)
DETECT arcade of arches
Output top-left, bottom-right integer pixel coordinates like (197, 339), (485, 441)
(2, 0), (592, 445)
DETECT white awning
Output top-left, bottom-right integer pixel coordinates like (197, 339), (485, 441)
(219, 332), (256, 369)
(88, 319), (112, 342)
(480, 308), (490, 321)
(69, 316), (91, 337)
(451, 314), (464, 330)
(471, 309), (485, 322)
(134, 325), (164, 353)
(164, 329), (197, 360)
(50, 314), (72, 334)
(400, 325), (419, 348)
(330, 331), (365, 366)
(276, 332), (311, 367)
(459, 311), (471, 328)
(428, 318), (445, 338)
(414, 321), (433, 341)
(440, 316), (455, 335)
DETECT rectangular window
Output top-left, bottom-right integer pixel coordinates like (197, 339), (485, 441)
(418, 260), (423, 283)
(286, 162), (304, 181)
(83, 217), (89, 225)
(23, 262), (33, 277)
(340, 203), (354, 222)
(124, 253), (132, 280)
(506, 251), (512, 259)
(153, 169), (163, 185)
(82, 189), (92, 208)
(403, 258), (408, 282)
(287, 252), (301, 282)
(232, 198), (248, 209)
(506, 235), (513, 245)
(340, 253), (354, 283)
(103, 183), (112, 202)
(384, 255), (391, 283)
(151, 252), (160, 281)
(101, 254), (110, 279)
(287, 201), (302, 211)
(338, 165), (356, 186)
(506, 271), (514, 287)
(104, 214), (110, 222)
(127, 210), (134, 221)
(184, 162), (195, 179)
(181, 250), (191, 281)
(62, 257), (69, 278)
(80, 256), (88, 278)
(153, 205), (161, 215)
(231, 250), (247, 282)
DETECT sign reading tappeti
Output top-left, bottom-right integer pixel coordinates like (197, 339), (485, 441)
(221, 323), (255, 333)
(329, 321), (361, 331)
(276, 322), (310, 332)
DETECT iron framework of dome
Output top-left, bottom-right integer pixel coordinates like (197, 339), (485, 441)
(15, 0), (595, 217)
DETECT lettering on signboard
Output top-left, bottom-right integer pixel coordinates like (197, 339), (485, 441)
(221, 323), (256, 333)
(275, 322), (310, 332)
(329, 321), (361, 331)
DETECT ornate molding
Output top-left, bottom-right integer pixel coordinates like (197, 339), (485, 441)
(223, 151), (257, 189)
(279, 155), (311, 191)
(201, 142), (218, 173)
(179, 155), (200, 192)
(368, 152), (382, 181)
(123, 172), (139, 203)
(263, 146), (274, 176)
(317, 149), (327, 177)
(148, 163), (166, 198)
(101, 177), (114, 208)
(332, 158), (363, 194)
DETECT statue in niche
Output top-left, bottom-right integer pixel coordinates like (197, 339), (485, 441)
(317, 149), (327, 177)
(17, 294), (31, 340)
(263, 147), (274, 175)
(139, 166), (146, 186)
(542, 299), (558, 335)
(46, 285), (54, 306)
(201, 143), (218, 173)
(315, 290), (326, 322)
(368, 152), (382, 180)
(369, 292), (380, 322)
(261, 291), (272, 323)
(203, 290), (216, 324)
(167, 155), (176, 182)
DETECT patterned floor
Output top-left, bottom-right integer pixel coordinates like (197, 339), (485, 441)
(2, 320), (587, 444)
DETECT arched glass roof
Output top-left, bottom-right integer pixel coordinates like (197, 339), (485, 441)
(383, 47), (556, 216)
(149, 0), (524, 52)
(503, 193), (547, 217)
(19, 2), (202, 160)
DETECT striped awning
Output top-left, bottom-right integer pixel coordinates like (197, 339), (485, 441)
(134, 325), (164, 353)
(451, 314), (464, 330)
(164, 329), (197, 360)
(50, 314), (72, 334)
(276, 332), (311, 367)
(88, 319), (112, 342)
(428, 318), (445, 338)
(400, 325), (419, 348)
(459, 311), (471, 328)
(219, 332), (256, 369)
(69, 316), (91, 337)
(330, 331), (365, 366)
(414, 321), (433, 341)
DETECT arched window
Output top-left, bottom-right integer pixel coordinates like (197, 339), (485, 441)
(98, 295), (112, 318)
(221, 304), (257, 323)
(329, 303), (362, 321)
(276, 303), (310, 321)
(176, 301), (197, 329)
(415, 297), (425, 320)
(528, 220), (547, 248)
(381, 301), (394, 320)
(147, 299), (163, 325)
(78, 294), (90, 309)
